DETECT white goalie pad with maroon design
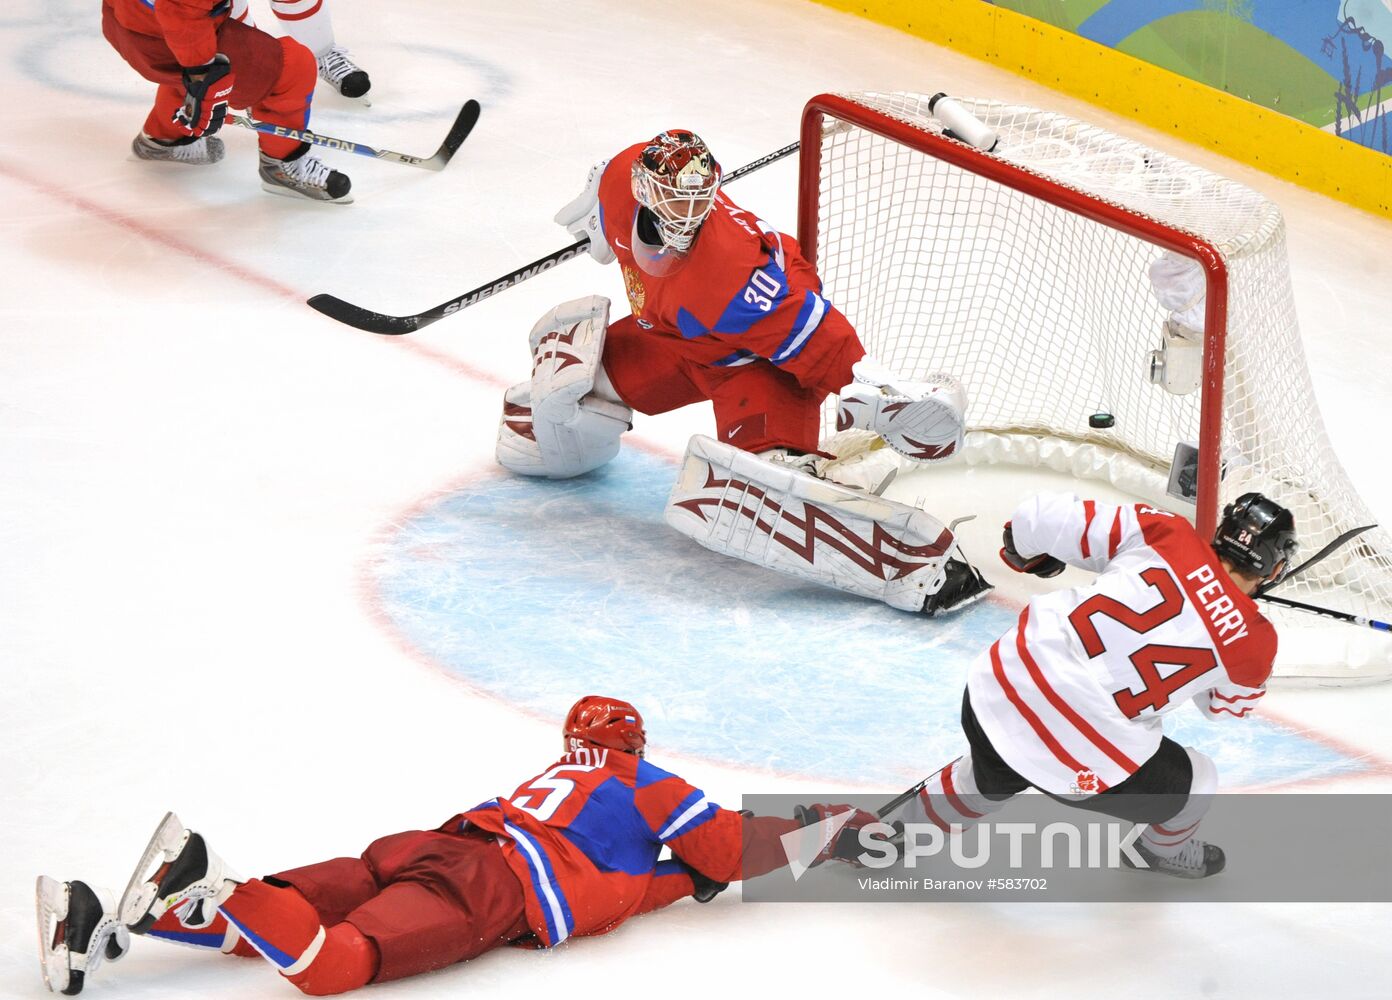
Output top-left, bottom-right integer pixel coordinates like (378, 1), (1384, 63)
(664, 435), (959, 611)
(836, 359), (967, 463)
(496, 296), (633, 479)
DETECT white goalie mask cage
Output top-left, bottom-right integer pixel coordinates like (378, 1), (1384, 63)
(630, 131), (723, 253)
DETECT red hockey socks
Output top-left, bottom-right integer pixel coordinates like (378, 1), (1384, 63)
(219, 879), (377, 996)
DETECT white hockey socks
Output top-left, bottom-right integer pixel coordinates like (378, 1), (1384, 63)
(270, 0), (335, 57)
(1137, 746), (1218, 860)
(897, 755), (1010, 832)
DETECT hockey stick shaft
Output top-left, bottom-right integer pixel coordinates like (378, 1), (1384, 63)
(225, 99), (480, 171)
(307, 139), (802, 334)
(1255, 592), (1392, 632)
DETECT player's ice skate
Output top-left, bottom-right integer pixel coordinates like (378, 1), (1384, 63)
(119, 812), (243, 936)
(36, 877), (130, 996)
(317, 44), (372, 102)
(258, 149), (353, 204)
(837, 359), (967, 462)
(131, 133), (225, 165)
(1123, 837), (1226, 880)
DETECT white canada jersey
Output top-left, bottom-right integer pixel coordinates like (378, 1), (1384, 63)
(966, 493), (1277, 796)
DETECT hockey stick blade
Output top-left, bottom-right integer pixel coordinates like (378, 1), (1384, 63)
(226, 99), (480, 172)
(1256, 522), (1377, 596)
(307, 140), (801, 333)
(419, 99), (481, 171)
(308, 239), (593, 334)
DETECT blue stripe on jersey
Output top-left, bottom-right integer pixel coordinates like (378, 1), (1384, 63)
(674, 253), (790, 339)
(560, 775), (661, 875)
(503, 821), (575, 945)
(712, 349), (758, 367)
(654, 858), (689, 879)
(634, 759), (681, 789)
(770, 291), (828, 365)
(148, 928), (227, 950)
(676, 307), (709, 340)
(220, 908), (298, 969)
(656, 787), (717, 841)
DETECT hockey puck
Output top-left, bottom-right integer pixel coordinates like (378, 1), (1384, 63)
(1088, 412), (1116, 429)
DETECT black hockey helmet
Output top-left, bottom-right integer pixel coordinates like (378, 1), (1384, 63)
(1212, 492), (1297, 582)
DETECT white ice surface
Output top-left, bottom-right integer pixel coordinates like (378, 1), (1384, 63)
(4, 1), (1392, 997)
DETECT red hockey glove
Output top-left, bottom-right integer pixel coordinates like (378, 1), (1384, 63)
(793, 803), (885, 866)
(173, 55), (235, 138)
(1000, 522), (1065, 578)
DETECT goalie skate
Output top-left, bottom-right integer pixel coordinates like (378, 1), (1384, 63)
(665, 435), (989, 613)
(36, 877), (129, 996)
(119, 812), (242, 935)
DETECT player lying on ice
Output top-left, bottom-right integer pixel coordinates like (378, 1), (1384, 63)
(891, 491), (1296, 878)
(495, 130), (991, 616)
(37, 696), (875, 996)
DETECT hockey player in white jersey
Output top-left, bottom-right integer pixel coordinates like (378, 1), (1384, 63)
(895, 491), (1296, 878)
(231, 0), (372, 100)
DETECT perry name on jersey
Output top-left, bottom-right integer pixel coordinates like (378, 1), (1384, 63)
(967, 493), (1278, 796)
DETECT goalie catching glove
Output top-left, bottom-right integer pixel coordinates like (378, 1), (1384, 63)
(999, 521), (1065, 578)
(837, 358), (967, 462)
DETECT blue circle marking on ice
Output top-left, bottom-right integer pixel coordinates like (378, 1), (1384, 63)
(373, 449), (1363, 789)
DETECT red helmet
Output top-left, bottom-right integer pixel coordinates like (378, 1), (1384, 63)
(563, 696), (646, 757)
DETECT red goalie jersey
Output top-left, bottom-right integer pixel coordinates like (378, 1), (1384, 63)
(595, 141), (863, 403)
(969, 494), (1278, 795)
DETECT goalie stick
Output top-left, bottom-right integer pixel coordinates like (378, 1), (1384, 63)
(306, 139), (803, 334)
(225, 99), (480, 171)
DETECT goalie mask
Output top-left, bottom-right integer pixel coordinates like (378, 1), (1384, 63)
(1212, 492), (1297, 583)
(564, 695), (646, 758)
(631, 130), (721, 258)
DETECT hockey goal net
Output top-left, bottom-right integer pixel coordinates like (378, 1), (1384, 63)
(801, 91), (1392, 682)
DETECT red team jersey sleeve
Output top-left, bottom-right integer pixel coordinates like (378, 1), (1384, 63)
(152, 0), (223, 67)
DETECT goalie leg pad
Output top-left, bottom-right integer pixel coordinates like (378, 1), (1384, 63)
(665, 435), (983, 612)
(837, 358), (967, 463)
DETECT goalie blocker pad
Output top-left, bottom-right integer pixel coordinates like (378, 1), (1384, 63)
(664, 435), (960, 612)
(496, 296), (633, 479)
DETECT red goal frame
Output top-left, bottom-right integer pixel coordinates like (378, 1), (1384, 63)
(796, 93), (1229, 534)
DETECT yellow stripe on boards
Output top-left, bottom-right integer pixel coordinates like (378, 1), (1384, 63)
(809, 0), (1392, 219)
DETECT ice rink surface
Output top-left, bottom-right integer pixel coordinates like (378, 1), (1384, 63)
(4, 1), (1392, 997)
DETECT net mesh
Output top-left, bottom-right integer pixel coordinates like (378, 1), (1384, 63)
(811, 91), (1392, 680)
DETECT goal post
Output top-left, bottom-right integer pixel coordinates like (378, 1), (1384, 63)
(798, 90), (1392, 682)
